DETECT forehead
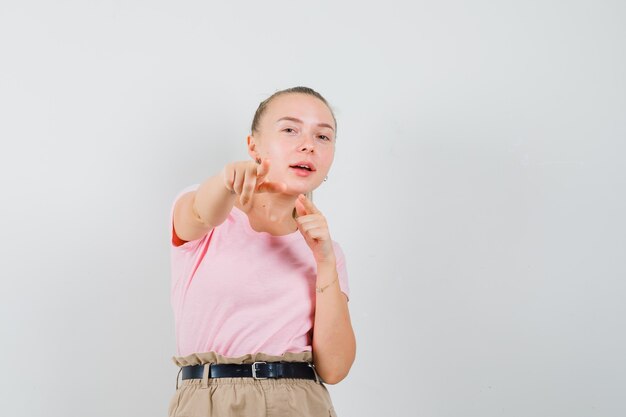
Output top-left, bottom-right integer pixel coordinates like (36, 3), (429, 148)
(263, 93), (335, 128)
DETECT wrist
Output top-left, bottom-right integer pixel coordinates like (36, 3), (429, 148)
(316, 257), (337, 271)
(315, 264), (339, 294)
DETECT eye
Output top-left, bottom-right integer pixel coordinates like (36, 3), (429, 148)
(318, 135), (331, 141)
(283, 128), (296, 133)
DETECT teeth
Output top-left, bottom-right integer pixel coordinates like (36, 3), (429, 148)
(296, 165), (310, 170)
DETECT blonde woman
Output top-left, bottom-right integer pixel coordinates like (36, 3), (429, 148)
(168, 87), (355, 417)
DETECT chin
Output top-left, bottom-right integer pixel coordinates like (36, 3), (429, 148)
(285, 185), (317, 196)
(281, 176), (323, 196)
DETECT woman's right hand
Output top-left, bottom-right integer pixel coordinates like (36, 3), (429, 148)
(221, 159), (287, 206)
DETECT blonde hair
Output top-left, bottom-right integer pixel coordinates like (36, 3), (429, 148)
(251, 86), (337, 135)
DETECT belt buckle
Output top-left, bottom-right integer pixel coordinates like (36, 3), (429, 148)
(307, 362), (321, 384)
(251, 361), (267, 380)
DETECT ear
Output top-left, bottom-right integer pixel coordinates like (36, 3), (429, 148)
(247, 134), (258, 160)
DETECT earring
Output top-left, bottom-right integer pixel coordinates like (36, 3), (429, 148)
(324, 176), (328, 182)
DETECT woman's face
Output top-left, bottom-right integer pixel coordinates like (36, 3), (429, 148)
(248, 93), (336, 195)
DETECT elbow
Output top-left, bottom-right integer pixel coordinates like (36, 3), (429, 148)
(313, 334), (357, 385)
(321, 372), (348, 385)
(317, 357), (354, 385)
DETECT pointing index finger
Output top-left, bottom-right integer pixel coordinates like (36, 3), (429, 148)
(298, 194), (320, 214)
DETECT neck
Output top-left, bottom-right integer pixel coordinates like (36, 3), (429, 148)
(249, 193), (299, 226)
(236, 193), (298, 235)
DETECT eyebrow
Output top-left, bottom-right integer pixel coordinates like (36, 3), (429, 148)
(276, 116), (335, 131)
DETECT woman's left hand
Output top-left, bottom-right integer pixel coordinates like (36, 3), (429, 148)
(294, 194), (336, 265)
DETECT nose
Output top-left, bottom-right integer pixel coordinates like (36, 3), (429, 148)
(299, 135), (315, 153)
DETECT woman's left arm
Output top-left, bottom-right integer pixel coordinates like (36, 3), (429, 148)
(311, 259), (356, 384)
(294, 194), (356, 385)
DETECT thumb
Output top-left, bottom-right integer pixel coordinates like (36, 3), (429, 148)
(256, 181), (287, 193)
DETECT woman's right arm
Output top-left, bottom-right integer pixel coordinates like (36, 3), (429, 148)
(173, 159), (284, 244)
(172, 173), (236, 244)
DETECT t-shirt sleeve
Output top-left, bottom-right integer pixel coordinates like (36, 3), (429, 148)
(332, 241), (350, 302)
(170, 183), (203, 251)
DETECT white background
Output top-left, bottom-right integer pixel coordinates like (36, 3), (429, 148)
(1, 0), (625, 416)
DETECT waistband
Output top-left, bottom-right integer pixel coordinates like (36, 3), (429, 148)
(172, 351), (313, 367)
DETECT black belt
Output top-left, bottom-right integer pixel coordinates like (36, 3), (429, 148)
(181, 361), (317, 381)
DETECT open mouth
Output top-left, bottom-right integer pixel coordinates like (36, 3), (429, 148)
(289, 161), (316, 172)
(290, 165), (313, 171)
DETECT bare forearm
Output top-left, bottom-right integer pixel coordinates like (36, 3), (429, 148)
(174, 173), (235, 242)
(193, 174), (237, 227)
(312, 260), (356, 385)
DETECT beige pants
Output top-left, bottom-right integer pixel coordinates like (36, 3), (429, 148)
(168, 351), (337, 417)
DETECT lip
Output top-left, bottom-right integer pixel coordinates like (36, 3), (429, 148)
(289, 166), (314, 177)
(289, 161), (316, 171)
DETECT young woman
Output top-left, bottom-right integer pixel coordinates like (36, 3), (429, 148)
(168, 87), (356, 417)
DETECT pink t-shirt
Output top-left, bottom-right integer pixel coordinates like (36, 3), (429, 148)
(169, 184), (350, 357)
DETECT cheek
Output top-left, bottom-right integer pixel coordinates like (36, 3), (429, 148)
(266, 139), (288, 153)
(263, 143), (291, 167)
(259, 142), (280, 158)
(321, 148), (335, 165)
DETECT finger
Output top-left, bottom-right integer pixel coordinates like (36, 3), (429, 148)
(295, 196), (308, 217)
(256, 158), (271, 183)
(240, 164), (257, 205)
(223, 165), (235, 193)
(233, 166), (245, 195)
(300, 225), (328, 240)
(297, 194), (321, 214)
(256, 181), (287, 193)
(298, 220), (325, 233)
(296, 214), (320, 225)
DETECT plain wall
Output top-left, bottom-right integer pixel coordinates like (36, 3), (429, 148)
(1, 0), (625, 416)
